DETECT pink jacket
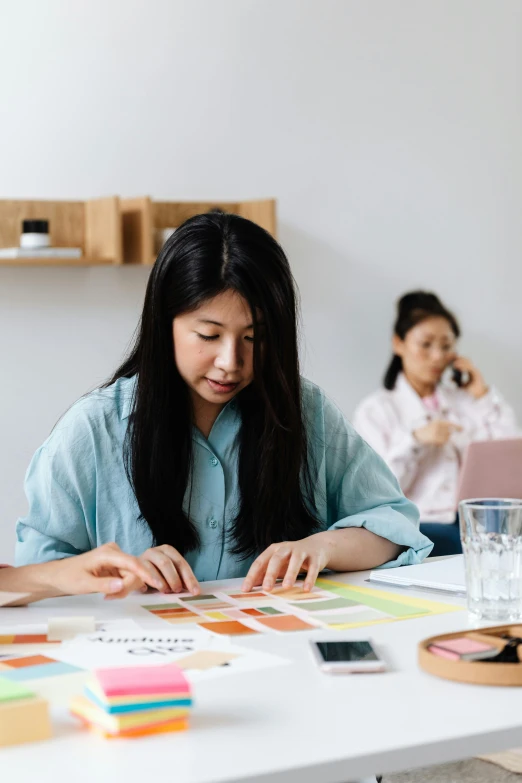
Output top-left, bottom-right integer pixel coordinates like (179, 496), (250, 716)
(353, 374), (520, 523)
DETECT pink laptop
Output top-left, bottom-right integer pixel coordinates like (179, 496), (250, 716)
(457, 438), (522, 504)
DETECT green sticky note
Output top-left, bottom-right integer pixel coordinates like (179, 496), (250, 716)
(0, 676), (35, 703)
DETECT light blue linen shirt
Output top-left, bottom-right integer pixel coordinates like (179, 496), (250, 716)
(15, 376), (433, 578)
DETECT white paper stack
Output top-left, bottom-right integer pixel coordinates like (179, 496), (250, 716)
(369, 555), (466, 594)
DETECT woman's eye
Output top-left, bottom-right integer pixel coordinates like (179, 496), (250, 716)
(197, 333), (219, 341)
(244, 336), (255, 343)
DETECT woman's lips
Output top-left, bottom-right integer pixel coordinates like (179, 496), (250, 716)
(206, 378), (239, 394)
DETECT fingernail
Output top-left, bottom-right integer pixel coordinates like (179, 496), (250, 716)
(283, 581), (291, 588)
(109, 579), (123, 592)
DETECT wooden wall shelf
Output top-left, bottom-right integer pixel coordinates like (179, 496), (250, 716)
(0, 198), (122, 266)
(121, 197), (277, 265)
(0, 197), (277, 266)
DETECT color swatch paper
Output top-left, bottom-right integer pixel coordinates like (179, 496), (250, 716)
(47, 616), (96, 641)
(198, 621), (259, 636)
(255, 615), (317, 632)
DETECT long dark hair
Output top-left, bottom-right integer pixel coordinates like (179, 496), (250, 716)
(106, 211), (319, 559)
(384, 290), (461, 390)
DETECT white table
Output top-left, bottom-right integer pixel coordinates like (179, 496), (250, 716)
(1, 563), (522, 783)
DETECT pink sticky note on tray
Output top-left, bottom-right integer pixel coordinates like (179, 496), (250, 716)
(435, 638), (493, 655)
(95, 664), (190, 697)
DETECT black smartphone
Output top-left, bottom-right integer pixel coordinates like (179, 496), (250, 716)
(310, 640), (386, 673)
(452, 366), (464, 387)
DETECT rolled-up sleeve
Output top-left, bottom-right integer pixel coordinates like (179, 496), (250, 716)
(311, 386), (433, 567)
(15, 431), (95, 566)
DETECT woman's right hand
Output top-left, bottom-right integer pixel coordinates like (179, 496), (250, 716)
(138, 544), (200, 596)
(413, 420), (462, 446)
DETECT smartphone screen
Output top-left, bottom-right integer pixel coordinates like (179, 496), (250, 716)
(315, 641), (379, 663)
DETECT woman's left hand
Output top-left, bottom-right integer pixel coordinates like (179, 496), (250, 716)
(452, 356), (489, 399)
(241, 533), (335, 593)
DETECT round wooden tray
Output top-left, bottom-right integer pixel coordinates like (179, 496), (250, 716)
(418, 624), (522, 686)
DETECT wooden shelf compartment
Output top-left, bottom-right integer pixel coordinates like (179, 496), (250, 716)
(0, 197), (123, 266)
(121, 197), (277, 265)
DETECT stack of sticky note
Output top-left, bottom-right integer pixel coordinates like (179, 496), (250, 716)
(0, 676), (52, 747)
(70, 664), (192, 738)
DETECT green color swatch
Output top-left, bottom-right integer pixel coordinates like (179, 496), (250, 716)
(290, 597), (360, 612)
(180, 594), (219, 602)
(316, 580), (429, 618)
(142, 602), (183, 610)
(0, 676), (35, 703)
(324, 609), (388, 625)
(258, 606), (283, 615)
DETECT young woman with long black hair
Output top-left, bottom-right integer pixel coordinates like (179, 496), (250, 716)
(16, 213), (431, 595)
(354, 291), (519, 556)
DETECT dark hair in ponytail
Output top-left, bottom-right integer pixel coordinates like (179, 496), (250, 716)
(383, 291), (461, 390)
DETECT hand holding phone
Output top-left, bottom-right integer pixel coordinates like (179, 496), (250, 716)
(450, 357), (488, 399)
(311, 640), (386, 674)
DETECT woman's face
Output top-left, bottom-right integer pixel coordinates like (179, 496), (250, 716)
(173, 289), (257, 415)
(393, 316), (457, 387)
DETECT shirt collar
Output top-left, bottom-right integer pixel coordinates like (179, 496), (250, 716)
(120, 376), (138, 420)
(395, 373), (451, 424)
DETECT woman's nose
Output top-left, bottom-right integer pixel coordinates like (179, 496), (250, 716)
(215, 341), (243, 370)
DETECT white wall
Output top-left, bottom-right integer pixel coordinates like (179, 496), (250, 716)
(1, 0), (521, 557)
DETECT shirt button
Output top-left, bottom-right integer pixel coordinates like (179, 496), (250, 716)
(210, 457), (219, 467)
(208, 518), (218, 529)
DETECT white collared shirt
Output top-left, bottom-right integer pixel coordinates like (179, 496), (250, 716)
(353, 374), (520, 523)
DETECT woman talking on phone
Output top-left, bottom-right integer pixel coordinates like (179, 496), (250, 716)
(353, 291), (519, 556)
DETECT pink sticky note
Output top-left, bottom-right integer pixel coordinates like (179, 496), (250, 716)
(435, 638), (493, 655)
(428, 644), (460, 661)
(95, 664), (190, 697)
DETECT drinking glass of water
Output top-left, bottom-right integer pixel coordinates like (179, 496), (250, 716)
(459, 498), (522, 621)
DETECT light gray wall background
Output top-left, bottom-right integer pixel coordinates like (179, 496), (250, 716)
(1, 0), (521, 557)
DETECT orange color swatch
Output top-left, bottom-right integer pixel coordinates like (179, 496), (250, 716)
(256, 615), (316, 631)
(153, 611), (197, 619)
(152, 607), (187, 615)
(163, 614), (200, 623)
(270, 586), (322, 600)
(198, 621), (259, 636)
(0, 655), (56, 669)
(241, 608), (264, 617)
(0, 635), (57, 645)
(228, 592), (268, 601)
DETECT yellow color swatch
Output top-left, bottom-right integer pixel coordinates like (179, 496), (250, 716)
(203, 611), (230, 620)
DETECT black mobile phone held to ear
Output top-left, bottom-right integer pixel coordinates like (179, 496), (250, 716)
(452, 366), (464, 387)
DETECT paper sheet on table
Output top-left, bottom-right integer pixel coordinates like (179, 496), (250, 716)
(48, 616), (96, 641)
(52, 629), (288, 681)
